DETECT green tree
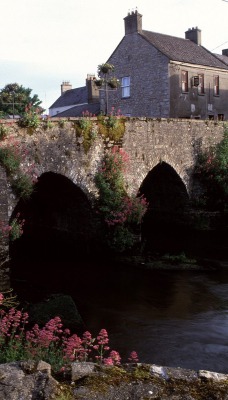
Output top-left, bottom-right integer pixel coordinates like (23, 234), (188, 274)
(0, 83), (44, 118)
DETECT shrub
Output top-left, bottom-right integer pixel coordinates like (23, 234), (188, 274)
(12, 173), (34, 199)
(194, 125), (228, 210)
(0, 138), (36, 200)
(18, 104), (40, 130)
(0, 146), (21, 174)
(95, 146), (148, 252)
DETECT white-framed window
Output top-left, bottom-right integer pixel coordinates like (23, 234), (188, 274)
(181, 71), (188, 92)
(198, 74), (204, 95)
(121, 76), (130, 98)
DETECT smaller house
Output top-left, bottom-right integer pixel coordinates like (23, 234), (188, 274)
(49, 75), (100, 117)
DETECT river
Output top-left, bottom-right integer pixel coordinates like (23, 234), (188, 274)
(12, 253), (228, 374)
(60, 263), (228, 374)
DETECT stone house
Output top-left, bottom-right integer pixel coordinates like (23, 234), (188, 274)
(104, 10), (228, 120)
(49, 75), (100, 117)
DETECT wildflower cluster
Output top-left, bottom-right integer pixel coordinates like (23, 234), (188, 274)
(95, 146), (148, 251)
(0, 297), (139, 371)
(0, 136), (37, 199)
(78, 110), (95, 131)
(105, 107), (122, 129)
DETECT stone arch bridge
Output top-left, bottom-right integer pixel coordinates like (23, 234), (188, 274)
(0, 117), (224, 290)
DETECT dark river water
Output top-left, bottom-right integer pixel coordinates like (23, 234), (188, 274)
(67, 264), (228, 374)
(12, 257), (228, 374)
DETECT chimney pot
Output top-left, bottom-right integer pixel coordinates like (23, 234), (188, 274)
(124, 10), (142, 35)
(222, 49), (228, 57)
(61, 81), (72, 95)
(185, 27), (201, 46)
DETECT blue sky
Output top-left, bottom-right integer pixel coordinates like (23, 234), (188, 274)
(0, 0), (227, 113)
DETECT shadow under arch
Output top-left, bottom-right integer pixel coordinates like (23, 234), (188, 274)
(139, 162), (190, 254)
(10, 172), (97, 298)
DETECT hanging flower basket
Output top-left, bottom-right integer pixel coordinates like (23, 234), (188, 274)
(108, 78), (120, 89)
(94, 79), (103, 87)
(98, 63), (115, 76)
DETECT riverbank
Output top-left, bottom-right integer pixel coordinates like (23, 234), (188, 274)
(116, 253), (228, 271)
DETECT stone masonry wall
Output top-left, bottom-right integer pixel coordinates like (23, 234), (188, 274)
(123, 118), (224, 197)
(105, 33), (170, 117)
(0, 117), (225, 290)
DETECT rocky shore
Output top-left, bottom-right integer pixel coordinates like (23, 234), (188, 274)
(0, 360), (227, 400)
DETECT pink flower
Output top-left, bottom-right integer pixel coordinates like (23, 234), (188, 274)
(0, 293), (4, 305)
(128, 351), (139, 363)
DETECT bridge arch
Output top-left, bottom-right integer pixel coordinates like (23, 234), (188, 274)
(139, 161), (189, 213)
(10, 171), (96, 292)
(139, 162), (190, 253)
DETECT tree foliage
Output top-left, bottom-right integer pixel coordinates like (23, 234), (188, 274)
(0, 83), (43, 118)
(195, 126), (228, 210)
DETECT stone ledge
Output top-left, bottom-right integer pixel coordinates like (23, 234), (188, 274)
(0, 361), (227, 399)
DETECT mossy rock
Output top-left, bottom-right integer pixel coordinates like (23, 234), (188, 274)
(27, 293), (84, 332)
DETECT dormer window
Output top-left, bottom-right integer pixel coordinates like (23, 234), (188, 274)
(181, 71), (188, 92)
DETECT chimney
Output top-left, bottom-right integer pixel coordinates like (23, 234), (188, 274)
(124, 9), (142, 35)
(222, 49), (228, 57)
(61, 81), (72, 95)
(86, 74), (99, 104)
(185, 27), (201, 46)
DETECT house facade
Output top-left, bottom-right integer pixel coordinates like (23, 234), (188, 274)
(104, 10), (228, 119)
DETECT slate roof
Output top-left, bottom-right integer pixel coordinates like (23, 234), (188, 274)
(214, 53), (228, 66)
(50, 86), (88, 109)
(54, 102), (100, 118)
(140, 30), (228, 70)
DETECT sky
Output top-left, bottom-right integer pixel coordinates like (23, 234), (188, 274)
(0, 0), (227, 113)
